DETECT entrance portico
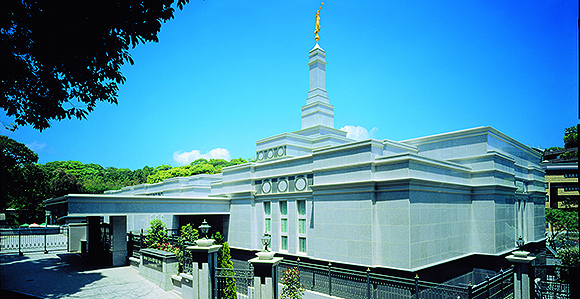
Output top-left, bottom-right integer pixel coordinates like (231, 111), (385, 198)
(45, 194), (230, 266)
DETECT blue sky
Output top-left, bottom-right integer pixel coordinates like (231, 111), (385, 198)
(3, 0), (578, 170)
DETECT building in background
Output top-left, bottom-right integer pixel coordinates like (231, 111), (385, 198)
(542, 147), (578, 209)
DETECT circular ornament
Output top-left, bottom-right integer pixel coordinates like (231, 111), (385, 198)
(277, 147), (285, 157)
(262, 181), (272, 193)
(258, 151), (264, 161)
(295, 177), (307, 191)
(267, 149), (274, 159)
(278, 179), (288, 192)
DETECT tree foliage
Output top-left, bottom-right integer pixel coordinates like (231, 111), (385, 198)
(1, 0), (190, 131)
(144, 219), (169, 248)
(1, 136), (51, 224)
(280, 267), (305, 299)
(147, 158), (248, 184)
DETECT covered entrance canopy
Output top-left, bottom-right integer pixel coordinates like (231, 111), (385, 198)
(44, 194), (230, 266)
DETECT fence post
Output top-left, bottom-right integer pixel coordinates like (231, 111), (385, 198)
(367, 267), (371, 299)
(486, 274), (490, 299)
(498, 269), (503, 299)
(140, 228), (143, 249)
(328, 262), (332, 296)
(44, 228), (48, 254)
(18, 229), (23, 256)
(297, 258), (301, 287)
(414, 274), (419, 299)
(467, 282), (472, 299)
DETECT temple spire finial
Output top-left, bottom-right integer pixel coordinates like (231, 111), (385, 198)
(314, 2), (324, 42)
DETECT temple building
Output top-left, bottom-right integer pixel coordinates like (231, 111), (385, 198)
(46, 39), (545, 272)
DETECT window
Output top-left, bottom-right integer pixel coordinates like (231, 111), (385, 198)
(299, 237), (307, 253)
(281, 219), (288, 233)
(280, 201), (288, 216)
(264, 201), (271, 232)
(280, 200), (288, 251)
(298, 219), (306, 234)
(297, 200), (306, 216)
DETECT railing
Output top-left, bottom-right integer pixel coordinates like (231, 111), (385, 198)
(0, 226), (68, 255)
(469, 268), (514, 299)
(279, 259), (514, 299)
(215, 266), (254, 298)
(534, 265), (577, 299)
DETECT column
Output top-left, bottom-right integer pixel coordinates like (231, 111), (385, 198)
(87, 216), (102, 259)
(249, 255), (283, 299)
(110, 216), (127, 266)
(506, 250), (536, 299)
(183, 242), (221, 299)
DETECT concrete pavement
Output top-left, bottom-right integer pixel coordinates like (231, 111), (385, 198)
(1, 252), (181, 299)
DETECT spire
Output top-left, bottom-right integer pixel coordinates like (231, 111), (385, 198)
(301, 42), (334, 130)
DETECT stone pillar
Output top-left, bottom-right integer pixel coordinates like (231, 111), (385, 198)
(87, 216), (102, 259)
(184, 241), (221, 299)
(506, 250), (536, 299)
(249, 253), (283, 299)
(110, 216), (127, 266)
(139, 248), (178, 291)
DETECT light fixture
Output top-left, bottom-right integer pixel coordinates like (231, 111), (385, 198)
(261, 232), (271, 252)
(199, 219), (211, 239)
(516, 236), (524, 250)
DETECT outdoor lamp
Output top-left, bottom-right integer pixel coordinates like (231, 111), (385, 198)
(260, 232), (271, 252)
(199, 219), (211, 239)
(516, 236), (524, 250)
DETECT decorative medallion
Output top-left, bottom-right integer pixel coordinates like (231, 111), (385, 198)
(262, 181), (272, 193)
(267, 149), (274, 159)
(277, 146), (285, 157)
(278, 179), (288, 192)
(295, 177), (307, 191)
(258, 151), (264, 161)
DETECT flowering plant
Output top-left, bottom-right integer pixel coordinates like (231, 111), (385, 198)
(280, 267), (305, 299)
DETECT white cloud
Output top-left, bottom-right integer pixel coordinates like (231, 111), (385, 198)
(340, 125), (379, 141)
(173, 148), (231, 165)
(26, 140), (47, 152)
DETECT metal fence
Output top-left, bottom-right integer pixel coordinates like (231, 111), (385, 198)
(534, 265), (576, 299)
(0, 227), (68, 255)
(278, 259), (514, 299)
(215, 266), (254, 298)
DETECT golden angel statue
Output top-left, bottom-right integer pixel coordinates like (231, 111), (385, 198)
(314, 2), (324, 42)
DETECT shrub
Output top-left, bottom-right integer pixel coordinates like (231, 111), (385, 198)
(280, 267), (305, 299)
(144, 219), (168, 248)
(180, 223), (199, 244)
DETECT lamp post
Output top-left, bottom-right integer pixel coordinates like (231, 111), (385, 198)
(516, 236), (524, 250)
(261, 232), (271, 252)
(199, 219), (210, 239)
(196, 219), (213, 247)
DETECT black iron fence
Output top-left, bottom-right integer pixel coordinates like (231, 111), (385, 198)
(534, 265), (578, 299)
(0, 226), (68, 255)
(278, 259), (514, 299)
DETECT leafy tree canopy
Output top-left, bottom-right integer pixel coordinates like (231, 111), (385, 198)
(1, 0), (190, 131)
(147, 158), (248, 184)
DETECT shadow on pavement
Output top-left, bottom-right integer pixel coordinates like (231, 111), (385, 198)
(1, 252), (109, 298)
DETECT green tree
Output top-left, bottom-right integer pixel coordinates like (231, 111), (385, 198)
(280, 267), (305, 299)
(50, 168), (85, 197)
(144, 219), (168, 248)
(2, 0), (191, 131)
(218, 241), (237, 299)
(180, 223), (199, 243)
(1, 136), (51, 224)
(546, 208), (579, 248)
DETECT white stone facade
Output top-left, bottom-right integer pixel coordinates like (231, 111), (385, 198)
(103, 42), (545, 271)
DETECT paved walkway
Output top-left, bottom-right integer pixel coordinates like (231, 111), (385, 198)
(1, 252), (181, 299)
